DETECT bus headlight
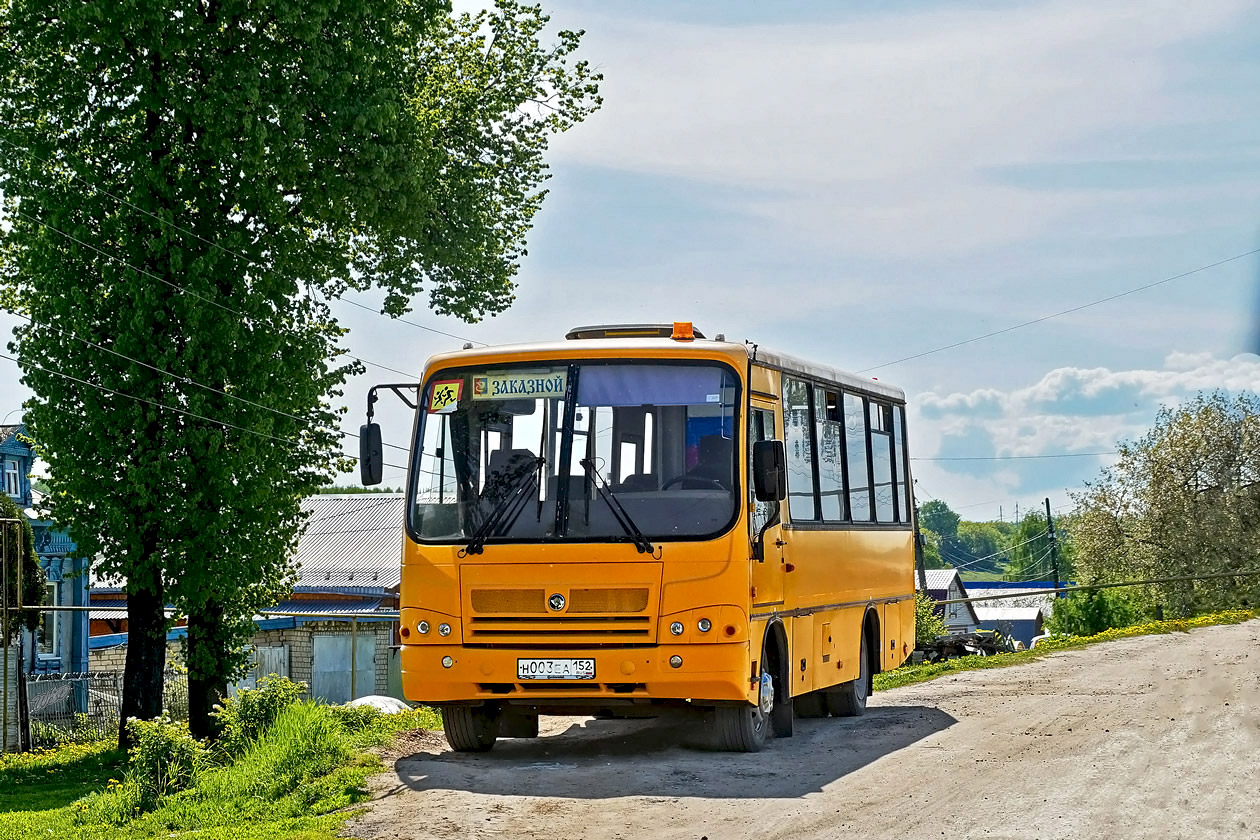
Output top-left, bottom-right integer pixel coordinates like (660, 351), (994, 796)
(438, 623), (452, 637)
(670, 622), (684, 636)
(417, 621), (430, 635)
(441, 656), (454, 668)
(697, 618), (712, 633)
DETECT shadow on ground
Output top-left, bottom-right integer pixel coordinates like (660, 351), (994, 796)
(387, 704), (956, 800)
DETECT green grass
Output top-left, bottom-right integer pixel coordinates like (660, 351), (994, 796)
(0, 704), (442, 840)
(957, 570), (1012, 582)
(875, 608), (1257, 691)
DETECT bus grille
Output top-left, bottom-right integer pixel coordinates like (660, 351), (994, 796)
(471, 589), (547, 614)
(465, 587), (655, 641)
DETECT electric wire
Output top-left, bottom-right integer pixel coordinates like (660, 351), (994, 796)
(934, 529), (1049, 570)
(0, 135), (481, 348)
(860, 246), (1260, 373)
(6, 205), (418, 379)
(0, 305), (414, 456)
(913, 452), (1116, 462)
(0, 349), (411, 473)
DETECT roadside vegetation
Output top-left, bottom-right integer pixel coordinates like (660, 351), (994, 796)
(0, 678), (439, 840)
(878, 608), (1256, 691)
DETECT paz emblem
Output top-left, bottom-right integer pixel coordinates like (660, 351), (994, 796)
(548, 593), (566, 612)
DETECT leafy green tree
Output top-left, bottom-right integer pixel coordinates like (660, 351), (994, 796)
(918, 526), (949, 569)
(954, 520), (1005, 573)
(913, 591), (948, 646)
(1044, 588), (1138, 636)
(1004, 511), (1051, 580)
(918, 500), (960, 539)
(1071, 392), (1260, 617)
(0, 0), (599, 743)
(0, 493), (41, 640)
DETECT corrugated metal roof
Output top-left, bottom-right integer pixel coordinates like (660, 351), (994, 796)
(967, 588), (1057, 612)
(267, 597), (384, 615)
(919, 569), (961, 591)
(295, 494), (405, 589)
(974, 607), (1044, 621)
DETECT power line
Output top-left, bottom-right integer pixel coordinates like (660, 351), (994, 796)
(0, 306), (414, 457)
(6, 205), (417, 379)
(2, 136), (482, 351)
(860, 246), (1260, 373)
(0, 350), (411, 473)
(335, 295), (484, 346)
(935, 529), (1049, 570)
(914, 452), (1116, 462)
(935, 569), (1260, 606)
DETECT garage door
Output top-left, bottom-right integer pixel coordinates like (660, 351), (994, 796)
(311, 634), (376, 704)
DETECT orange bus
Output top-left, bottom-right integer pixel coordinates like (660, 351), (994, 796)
(360, 323), (916, 751)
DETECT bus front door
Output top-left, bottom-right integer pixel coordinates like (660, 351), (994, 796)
(749, 404), (784, 608)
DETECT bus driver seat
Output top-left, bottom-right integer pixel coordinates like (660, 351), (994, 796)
(682, 434), (732, 489)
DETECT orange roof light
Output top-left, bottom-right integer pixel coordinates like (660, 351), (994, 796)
(672, 321), (695, 341)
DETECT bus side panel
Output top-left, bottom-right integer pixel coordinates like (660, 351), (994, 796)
(791, 614), (813, 696)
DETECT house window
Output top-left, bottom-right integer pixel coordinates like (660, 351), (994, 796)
(37, 581), (59, 656)
(3, 459), (19, 498)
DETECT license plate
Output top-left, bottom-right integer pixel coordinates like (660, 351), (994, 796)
(517, 658), (596, 680)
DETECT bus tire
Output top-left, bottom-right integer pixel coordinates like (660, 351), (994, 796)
(442, 704), (501, 752)
(714, 659), (774, 752)
(825, 631), (870, 718)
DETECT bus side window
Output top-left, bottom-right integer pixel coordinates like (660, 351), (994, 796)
(782, 378), (818, 521)
(815, 386), (845, 521)
(893, 405), (910, 522)
(870, 402), (895, 523)
(844, 393), (871, 521)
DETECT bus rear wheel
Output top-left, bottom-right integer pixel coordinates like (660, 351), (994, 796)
(714, 662), (774, 752)
(825, 631), (870, 717)
(442, 704), (501, 752)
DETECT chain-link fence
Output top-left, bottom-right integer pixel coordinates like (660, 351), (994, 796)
(24, 670), (188, 748)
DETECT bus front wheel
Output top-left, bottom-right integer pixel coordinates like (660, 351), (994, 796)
(442, 704), (501, 752)
(714, 663), (774, 752)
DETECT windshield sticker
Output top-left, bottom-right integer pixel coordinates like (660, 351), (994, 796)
(706, 393), (721, 403)
(472, 371), (568, 401)
(428, 380), (463, 414)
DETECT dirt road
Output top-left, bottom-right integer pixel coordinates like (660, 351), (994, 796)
(350, 620), (1260, 840)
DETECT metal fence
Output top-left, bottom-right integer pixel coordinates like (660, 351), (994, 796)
(24, 670), (188, 749)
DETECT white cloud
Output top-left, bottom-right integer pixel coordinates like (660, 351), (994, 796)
(551, 0), (1252, 257)
(909, 352), (1260, 514)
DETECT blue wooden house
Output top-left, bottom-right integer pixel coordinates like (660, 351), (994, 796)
(1, 424), (90, 675)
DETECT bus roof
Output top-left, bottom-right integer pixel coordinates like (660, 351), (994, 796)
(422, 336), (906, 403)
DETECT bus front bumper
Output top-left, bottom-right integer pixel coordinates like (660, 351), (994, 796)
(400, 642), (753, 705)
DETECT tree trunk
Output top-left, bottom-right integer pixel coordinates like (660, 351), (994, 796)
(186, 603), (229, 740)
(119, 568), (166, 749)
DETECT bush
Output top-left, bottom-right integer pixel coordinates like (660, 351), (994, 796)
(125, 716), (207, 811)
(75, 716), (206, 824)
(212, 674), (306, 756)
(328, 703), (383, 734)
(1046, 588), (1139, 637)
(914, 591), (948, 646)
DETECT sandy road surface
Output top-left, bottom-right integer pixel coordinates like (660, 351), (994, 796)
(350, 620), (1260, 840)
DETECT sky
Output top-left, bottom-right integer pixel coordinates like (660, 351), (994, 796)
(3, 0), (1260, 522)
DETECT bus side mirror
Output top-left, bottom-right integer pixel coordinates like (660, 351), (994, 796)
(752, 440), (786, 502)
(360, 423), (383, 486)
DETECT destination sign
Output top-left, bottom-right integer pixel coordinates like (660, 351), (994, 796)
(472, 370), (567, 401)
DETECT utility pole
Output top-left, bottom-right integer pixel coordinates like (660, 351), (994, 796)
(1045, 497), (1061, 594)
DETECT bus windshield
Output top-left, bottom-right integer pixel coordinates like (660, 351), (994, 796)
(408, 361), (740, 544)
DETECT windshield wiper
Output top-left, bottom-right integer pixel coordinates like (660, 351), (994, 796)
(579, 457), (656, 555)
(461, 456), (544, 556)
